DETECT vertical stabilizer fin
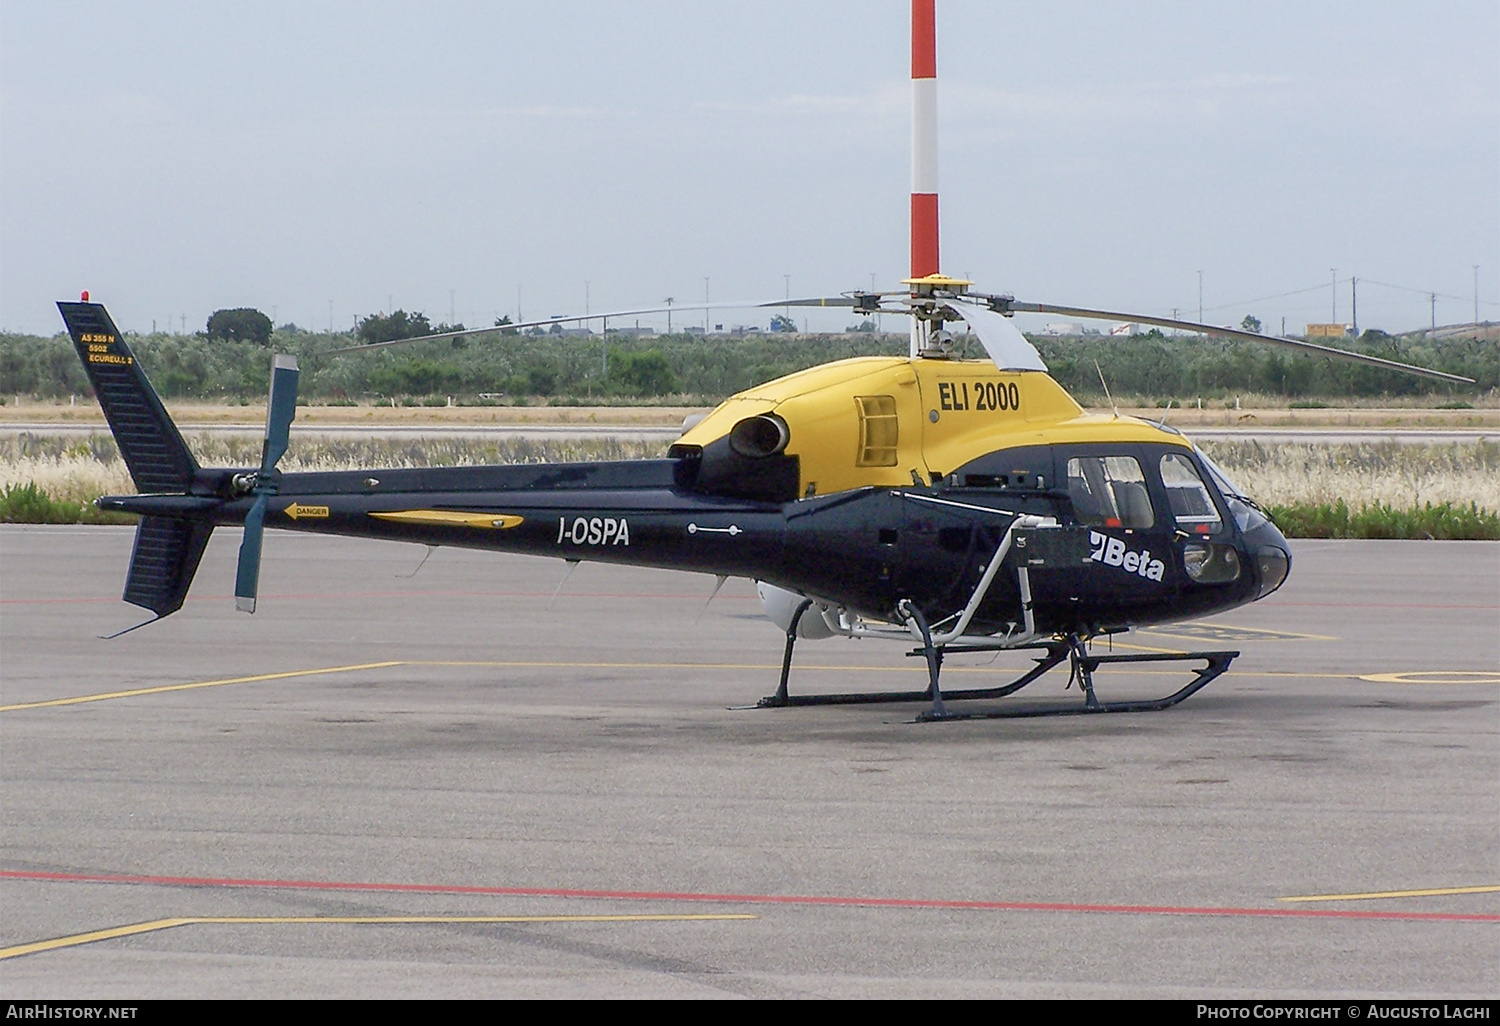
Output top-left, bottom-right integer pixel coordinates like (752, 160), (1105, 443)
(57, 301), (197, 493)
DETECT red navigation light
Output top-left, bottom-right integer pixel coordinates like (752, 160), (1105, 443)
(81, 290), (90, 301)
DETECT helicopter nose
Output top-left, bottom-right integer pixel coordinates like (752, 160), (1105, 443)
(1244, 518), (1291, 599)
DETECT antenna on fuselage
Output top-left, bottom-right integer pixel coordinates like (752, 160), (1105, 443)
(1095, 360), (1119, 419)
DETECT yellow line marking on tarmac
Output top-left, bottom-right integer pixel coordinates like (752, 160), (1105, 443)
(1358, 671), (1500, 685)
(1279, 885), (1500, 903)
(413, 660), (1370, 680)
(0, 913), (757, 961)
(10, 659), (1481, 712)
(1088, 640), (1188, 655)
(0, 662), (404, 712)
(1141, 623), (1337, 642)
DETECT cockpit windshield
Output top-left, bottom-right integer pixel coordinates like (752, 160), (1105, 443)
(1194, 447), (1267, 532)
(1195, 448), (1250, 501)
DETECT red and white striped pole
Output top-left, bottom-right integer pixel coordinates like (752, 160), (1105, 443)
(910, 0), (939, 355)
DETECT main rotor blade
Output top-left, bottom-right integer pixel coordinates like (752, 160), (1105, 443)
(235, 494), (268, 614)
(260, 354), (299, 474)
(326, 301), (793, 355)
(779, 296), (856, 308)
(945, 299), (1048, 372)
(1009, 302), (1475, 385)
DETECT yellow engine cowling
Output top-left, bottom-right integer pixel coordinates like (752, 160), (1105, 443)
(673, 356), (1184, 499)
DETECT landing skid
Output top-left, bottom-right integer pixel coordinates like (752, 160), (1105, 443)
(755, 599), (1237, 721)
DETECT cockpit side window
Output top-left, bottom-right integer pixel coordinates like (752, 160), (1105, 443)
(1066, 455), (1154, 528)
(1159, 452), (1223, 534)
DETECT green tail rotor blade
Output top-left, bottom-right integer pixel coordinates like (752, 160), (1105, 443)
(235, 495), (268, 613)
(260, 354), (299, 475)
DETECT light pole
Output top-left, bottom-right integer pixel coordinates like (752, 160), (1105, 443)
(704, 277), (710, 334)
(1330, 269), (1337, 323)
(1196, 270), (1203, 323)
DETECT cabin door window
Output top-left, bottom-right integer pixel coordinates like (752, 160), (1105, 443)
(1065, 455), (1155, 529)
(1159, 452), (1223, 534)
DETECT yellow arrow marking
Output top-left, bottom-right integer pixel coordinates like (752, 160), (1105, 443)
(283, 503), (329, 520)
(0, 913), (756, 961)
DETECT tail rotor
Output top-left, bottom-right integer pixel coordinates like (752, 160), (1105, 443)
(234, 354), (299, 613)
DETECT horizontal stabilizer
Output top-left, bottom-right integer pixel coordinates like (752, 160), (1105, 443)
(123, 516), (214, 617)
(57, 302), (197, 492)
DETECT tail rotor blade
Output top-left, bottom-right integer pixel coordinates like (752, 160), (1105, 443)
(260, 354), (299, 475)
(235, 495), (268, 614)
(236, 354), (297, 614)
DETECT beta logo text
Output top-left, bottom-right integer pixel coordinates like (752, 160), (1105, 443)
(1089, 530), (1165, 581)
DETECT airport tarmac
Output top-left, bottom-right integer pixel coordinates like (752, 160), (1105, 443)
(1, 527), (1496, 998)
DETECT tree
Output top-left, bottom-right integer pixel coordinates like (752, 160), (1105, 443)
(357, 310), (433, 345)
(769, 314), (797, 333)
(206, 308), (273, 345)
(493, 315), (519, 337)
(1240, 315), (1262, 334)
(367, 359), (465, 396)
(609, 350), (679, 396)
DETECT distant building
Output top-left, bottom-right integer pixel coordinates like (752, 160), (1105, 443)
(1304, 323), (1353, 339)
(1042, 322), (1081, 336)
(1110, 323), (1141, 336)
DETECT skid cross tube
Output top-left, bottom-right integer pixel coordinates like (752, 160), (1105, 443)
(757, 633), (1073, 709)
(918, 647), (1240, 722)
(758, 620), (1236, 719)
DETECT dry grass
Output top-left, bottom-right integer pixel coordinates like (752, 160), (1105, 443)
(1197, 440), (1500, 512)
(0, 434), (668, 504)
(3, 431), (1497, 515)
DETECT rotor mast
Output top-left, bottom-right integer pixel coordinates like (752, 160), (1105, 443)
(905, 1), (971, 358)
(909, 0), (939, 357)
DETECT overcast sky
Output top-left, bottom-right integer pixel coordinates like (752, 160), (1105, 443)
(2, 1), (1496, 337)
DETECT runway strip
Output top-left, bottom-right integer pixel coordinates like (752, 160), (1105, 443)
(3, 870), (1495, 928)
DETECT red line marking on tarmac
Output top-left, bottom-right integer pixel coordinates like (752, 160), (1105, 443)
(4, 870), (1495, 924)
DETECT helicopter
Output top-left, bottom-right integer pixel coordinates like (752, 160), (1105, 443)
(57, 1), (1472, 721)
